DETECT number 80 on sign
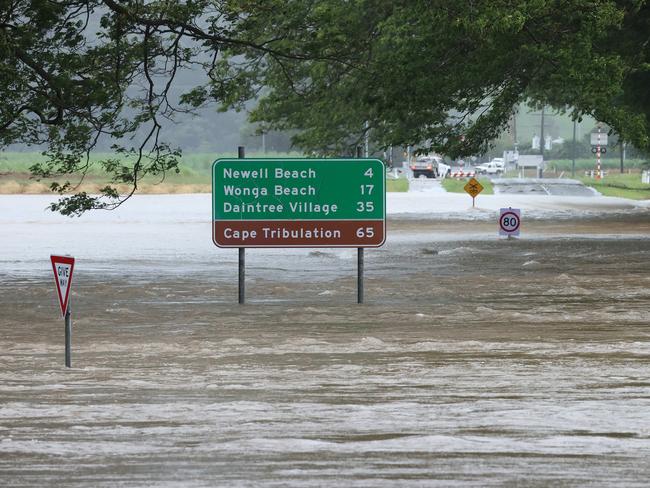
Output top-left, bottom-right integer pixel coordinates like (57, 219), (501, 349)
(499, 208), (521, 237)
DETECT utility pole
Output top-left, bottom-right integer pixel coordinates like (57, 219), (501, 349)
(364, 120), (370, 158)
(572, 119), (577, 178)
(620, 140), (625, 174)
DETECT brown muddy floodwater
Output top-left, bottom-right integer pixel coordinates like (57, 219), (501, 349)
(1, 212), (650, 486)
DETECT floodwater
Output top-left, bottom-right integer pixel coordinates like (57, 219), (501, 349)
(492, 178), (598, 197)
(1, 195), (650, 486)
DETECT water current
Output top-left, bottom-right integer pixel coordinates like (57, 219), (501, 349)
(1, 195), (650, 486)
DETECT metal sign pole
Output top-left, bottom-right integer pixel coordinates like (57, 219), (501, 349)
(238, 248), (245, 304)
(357, 248), (364, 304)
(238, 145), (246, 304)
(64, 304), (71, 368)
(356, 145), (364, 304)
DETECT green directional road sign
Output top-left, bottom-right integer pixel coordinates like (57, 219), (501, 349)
(212, 158), (386, 247)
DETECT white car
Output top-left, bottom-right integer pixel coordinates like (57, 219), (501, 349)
(490, 158), (506, 171)
(475, 161), (504, 175)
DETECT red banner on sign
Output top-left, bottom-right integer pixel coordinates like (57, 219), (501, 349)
(213, 220), (385, 247)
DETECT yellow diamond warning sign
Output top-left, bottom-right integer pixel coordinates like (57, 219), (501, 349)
(464, 177), (484, 198)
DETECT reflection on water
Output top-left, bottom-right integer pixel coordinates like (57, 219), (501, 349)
(2, 223), (650, 486)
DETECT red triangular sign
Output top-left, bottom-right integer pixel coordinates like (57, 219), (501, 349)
(51, 255), (75, 316)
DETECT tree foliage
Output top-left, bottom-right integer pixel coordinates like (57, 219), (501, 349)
(0, 0), (320, 214)
(250, 0), (650, 158)
(1, 1), (649, 214)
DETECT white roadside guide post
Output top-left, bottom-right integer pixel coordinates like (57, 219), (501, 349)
(590, 125), (608, 179)
(499, 208), (521, 239)
(50, 255), (75, 368)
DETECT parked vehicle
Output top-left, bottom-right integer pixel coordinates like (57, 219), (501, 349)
(410, 157), (438, 178)
(490, 158), (506, 171)
(410, 156), (448, 178)
(475, 161), (504, 175)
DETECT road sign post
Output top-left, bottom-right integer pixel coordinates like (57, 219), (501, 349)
(464, 177), (484, 208)
(65, 306), (71, 368)
(50, 255), (75, 368)
(357, 246), (364, 304)
(238, 146), (246, 304)
(356, 148), (365, 304)
(499, 208), (521, 238)
(212, 158), (386, 301)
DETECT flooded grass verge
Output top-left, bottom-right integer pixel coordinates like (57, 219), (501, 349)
(581, 174), (650, 200)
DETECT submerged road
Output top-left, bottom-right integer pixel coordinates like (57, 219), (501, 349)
(1, 195), (650, 486)
(492, 178), (599, 197)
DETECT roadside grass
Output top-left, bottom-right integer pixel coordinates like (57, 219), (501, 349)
(442, 177), (494, 195)
(0, 151), (303, 174)
(546, 158), (647, 172)
(386, 177), (409, 192)
(580, 173), (650, 200)
(0, 152), (212, 193)
(0, 151), (408, 193)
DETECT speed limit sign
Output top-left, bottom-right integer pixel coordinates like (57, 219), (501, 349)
(499, 208), (521, 237)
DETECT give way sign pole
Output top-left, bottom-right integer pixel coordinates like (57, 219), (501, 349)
(50, 255), (75, 368)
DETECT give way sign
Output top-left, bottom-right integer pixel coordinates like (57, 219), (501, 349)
(50, 255), (75, 316)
